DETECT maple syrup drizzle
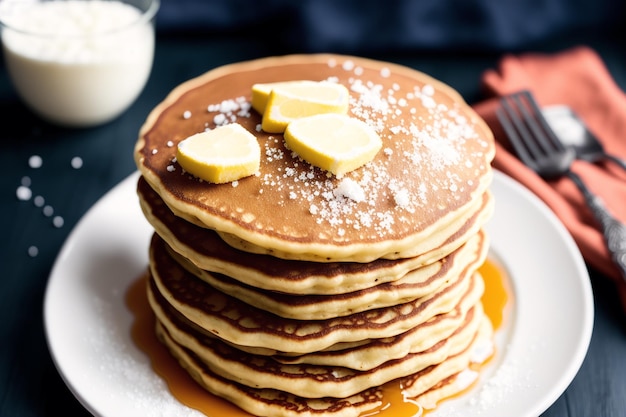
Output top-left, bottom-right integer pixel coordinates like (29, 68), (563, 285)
(478, 257), (510, 331)
(126, 258), (509, 417)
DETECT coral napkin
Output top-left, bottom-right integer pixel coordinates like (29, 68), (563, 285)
(472, 46), (626, 311)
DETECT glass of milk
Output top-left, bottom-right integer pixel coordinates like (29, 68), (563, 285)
(0, 0), (159, 127)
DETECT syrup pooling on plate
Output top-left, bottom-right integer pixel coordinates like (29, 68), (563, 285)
(478, 257), (509, 331)
(126, 258), (509, 417)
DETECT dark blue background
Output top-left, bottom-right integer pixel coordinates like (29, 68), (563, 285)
(1, 1), (625, 416)
(155, 0), (625, 53)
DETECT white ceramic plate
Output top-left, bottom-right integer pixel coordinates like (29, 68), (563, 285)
(44, 170), (593, 417)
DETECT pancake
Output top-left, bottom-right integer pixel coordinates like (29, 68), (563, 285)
(154, 229), (488, 319)
(272, 282), (485, 369)
(155, 321), (386, 417)
(149, 257), (485, 370)
(148, 235), (479, 355)
(391, 315), (494, 409)
(134, 54), (495, 262)
(151, 299), (483, 399)
(154, 313), (492, 417)
(138, 175), (494, 295)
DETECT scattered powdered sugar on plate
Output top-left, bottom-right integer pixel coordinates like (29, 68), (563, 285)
(469, 343), (538, 412)
(432, 341), (537, 417)
(85, 292), (203, 417)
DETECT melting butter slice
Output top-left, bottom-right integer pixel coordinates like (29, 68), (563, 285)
(251, 81), (302, 114)
(257, 80), (350, 133)
(176, 123), (260, 184)
(284, 114), (382, 176)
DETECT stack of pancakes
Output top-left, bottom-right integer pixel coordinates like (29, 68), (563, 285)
(134, 54), (496, 417)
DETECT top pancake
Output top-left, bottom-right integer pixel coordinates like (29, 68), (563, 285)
(135, 54), (494, 262)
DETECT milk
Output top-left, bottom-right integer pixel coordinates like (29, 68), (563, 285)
(0, 0), (157, 127)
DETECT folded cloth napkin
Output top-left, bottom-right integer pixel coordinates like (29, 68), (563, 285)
(472, 46), (626, 312)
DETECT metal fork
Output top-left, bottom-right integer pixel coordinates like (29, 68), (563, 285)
(542, 105), (626, 172)
(497, 90), (626, 284)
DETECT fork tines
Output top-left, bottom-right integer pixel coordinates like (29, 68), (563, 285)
(496, 90), (566, 170)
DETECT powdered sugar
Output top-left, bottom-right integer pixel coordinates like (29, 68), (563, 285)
(28, 154), (43, 168)
(27, 245), (39, 257)
(333, 177), (366, 202)
(14, 154), (87, 256)
(16, 184), (32, 201)
(83, 291), (203, 417)
(206, 97), (251, 127)
(70, 156), (84, 169)
(391, 185), (412, 211)
(164, 57), (490, 240)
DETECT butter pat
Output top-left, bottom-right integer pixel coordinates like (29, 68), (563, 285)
(176, 123), (261, 184)
(253, 80), (350, 133)
(284, 113), (382, 176)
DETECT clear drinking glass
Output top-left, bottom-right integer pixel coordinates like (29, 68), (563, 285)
(0, 0), (159, 127)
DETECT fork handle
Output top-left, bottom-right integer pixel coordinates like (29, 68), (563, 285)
(567, 171), (626, 284)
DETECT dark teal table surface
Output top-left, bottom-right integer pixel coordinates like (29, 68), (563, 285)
(1, 32), (625, 417)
